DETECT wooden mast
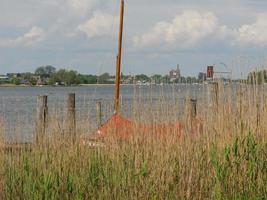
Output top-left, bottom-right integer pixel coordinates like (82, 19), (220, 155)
(114, 0), (124, 114)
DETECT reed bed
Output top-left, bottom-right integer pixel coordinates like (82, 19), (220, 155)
(0, 83), (267, 199)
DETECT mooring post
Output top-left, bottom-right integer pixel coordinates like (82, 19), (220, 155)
(36, 95), (48, 144)
(185, 98), (198, 134)
(213, 82), (219, 109)
(66, 93), (76, 142)
(96, 102), (102, 128)
(190, 99), (197, 118)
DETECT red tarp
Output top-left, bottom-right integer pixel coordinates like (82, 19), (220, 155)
(95, 114), (185, 140)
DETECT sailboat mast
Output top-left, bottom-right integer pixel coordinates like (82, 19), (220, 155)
(114, 0), (124, 114)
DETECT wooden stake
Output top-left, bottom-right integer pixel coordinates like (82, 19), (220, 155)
(66, 93), (76, 142)
(36, 95), (48, 144)
(190, 99), (197, 118)
(212, 82), (219, 109)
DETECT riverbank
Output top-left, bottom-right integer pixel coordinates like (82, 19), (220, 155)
(0, 83), (136, 87)
(0, 84), (29, 87)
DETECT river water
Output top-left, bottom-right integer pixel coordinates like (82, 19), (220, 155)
(0, 84), (212, 141)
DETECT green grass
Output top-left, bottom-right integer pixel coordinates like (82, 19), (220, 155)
(1, 133), (266, 200)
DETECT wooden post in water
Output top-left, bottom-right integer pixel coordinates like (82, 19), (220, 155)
(96, 102), (102, 128)
(185, 98), (198, 134)
(66, 93), (76, 142)
(190, 99), (197, 118)
(36, 95), (48, 144)
(212, 82), (219, 109)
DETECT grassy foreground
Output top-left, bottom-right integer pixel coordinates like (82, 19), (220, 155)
(0, 83), (267, 199)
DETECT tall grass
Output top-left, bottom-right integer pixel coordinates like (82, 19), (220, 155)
(0, 83), (267, 199)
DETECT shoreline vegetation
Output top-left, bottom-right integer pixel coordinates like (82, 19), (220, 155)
(0, 83), (120, 87)
(0, 81), (267, 199)
(2, 65), (266, 88)
(0, 81), (265, 88)
(1, 65), (201, 87)
(0, 83), (159, 88)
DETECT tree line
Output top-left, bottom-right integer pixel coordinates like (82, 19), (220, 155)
(1, 66), (113, 86)
(36, 66), (200, 85)
(1, 65), (205, 86)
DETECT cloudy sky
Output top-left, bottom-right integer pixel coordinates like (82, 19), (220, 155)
(0, 0), (267, 77)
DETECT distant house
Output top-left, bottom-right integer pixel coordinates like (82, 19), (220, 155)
(7, 73), (22, 79)
(31, 75), (43, 85)
(122, 76), (134, 84)
(20, 79), (30, 85)
(169, 65), (181, 82)
(0, 75), (9, 80)
(107, 78), (115, 83)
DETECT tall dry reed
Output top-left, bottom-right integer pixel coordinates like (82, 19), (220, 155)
(0, 82), (267, 199)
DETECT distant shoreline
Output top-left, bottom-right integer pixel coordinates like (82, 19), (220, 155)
(0, 82), (236, 88)
(0, 84), (29, 87)
(0, 84), (134, 88)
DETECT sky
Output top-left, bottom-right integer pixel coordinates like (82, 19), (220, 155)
(0, 0), (267, 78)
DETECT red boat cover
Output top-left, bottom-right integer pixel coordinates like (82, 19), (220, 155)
(96, 114), (184, 140)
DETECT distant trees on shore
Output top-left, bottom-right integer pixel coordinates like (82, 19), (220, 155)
(35, 66), (56, 77)
(1, 65), (231, 86)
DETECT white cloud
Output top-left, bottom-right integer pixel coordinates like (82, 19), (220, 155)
(78, 11), (118, 38)
(0, 26), (46, 47)
(235, 14), (267, 45)
(133, 10), (218, 49)
(133, 10), (267, 49)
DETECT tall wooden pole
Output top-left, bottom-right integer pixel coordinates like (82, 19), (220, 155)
(114, 0), (124, 114)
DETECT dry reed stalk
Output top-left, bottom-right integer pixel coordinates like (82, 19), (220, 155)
(0, 83), (266, 199)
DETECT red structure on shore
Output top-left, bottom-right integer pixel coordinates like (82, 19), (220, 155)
(207, 66), (214, 79)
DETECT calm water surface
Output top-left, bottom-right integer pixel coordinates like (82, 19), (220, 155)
(0, 84), (209, 141)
